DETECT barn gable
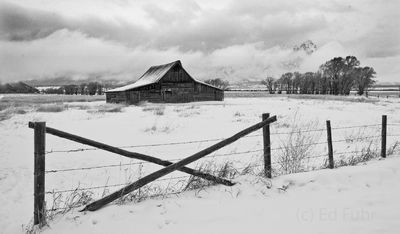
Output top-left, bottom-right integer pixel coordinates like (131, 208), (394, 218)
(108, 61), (194, 92)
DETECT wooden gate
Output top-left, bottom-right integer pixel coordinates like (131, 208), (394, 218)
(29, 114), (277, 225)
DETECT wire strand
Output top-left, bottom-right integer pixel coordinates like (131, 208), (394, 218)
(45, 123), (384, 154)
(45, 176), (191, 194)
(45, 149), (265, 173)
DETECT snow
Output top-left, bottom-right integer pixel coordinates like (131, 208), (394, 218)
(43, 156), (400, 234)
(1, 96), (400, 233)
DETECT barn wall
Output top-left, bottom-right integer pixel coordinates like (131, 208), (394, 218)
(160, 82), (194, 103)
(134, 84), (163, 103)
(106, 91), (128, 103)
(193, 82), (224, 101)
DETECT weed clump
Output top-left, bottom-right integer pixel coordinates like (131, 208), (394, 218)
(36, 104), (66, 113)
(142, 105), (165, 115)
(276, 117), (321, 174)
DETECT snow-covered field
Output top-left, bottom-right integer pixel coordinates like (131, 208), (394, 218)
(1, 96), (400, 233)
(44, 156), (400, 234)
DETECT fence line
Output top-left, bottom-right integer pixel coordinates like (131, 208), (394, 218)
(44, 149), (265, 174)
(41, 132), (386, 191)
(42, 144), (379, 197)
(31, 115), (400, 226)
(44, 123), (386, 155)
(41, 133), (386, 197)
(44, 132), (382, 174)
(46, 140), (379, 175)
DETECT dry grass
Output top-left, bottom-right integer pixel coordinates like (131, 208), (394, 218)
(287, 95), (379, 103)
(173, 105), (200, 117)
(0, 94), (105, 122)
(144, 124), (171, 133)
(387, 141), (400, 155)
(142, 105), (165, 115)
(24, 189), (95, 233)
(184, 161), (239, 191)
(332, 141), (380, 167)
(276, 118), (321, 174)
(64, 103), (92, 110)
(94, 104), (124, 113)
(36, 104), (66, 112)
(0, 94), (105, 105)
(0, 107), (28, 121)
(225, 91), (380, 103)
(225, 91), (276, 98)
(0, 102), (10, 111)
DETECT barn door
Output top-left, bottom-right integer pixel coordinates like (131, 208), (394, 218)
(162, 89), (172, 102)
(129, 92), (140, 104)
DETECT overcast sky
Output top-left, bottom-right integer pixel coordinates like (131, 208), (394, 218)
(0, 0), (399, 83)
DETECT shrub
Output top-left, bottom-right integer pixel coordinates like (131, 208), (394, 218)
(0, 106), (29, 121)
(333, 141), (379, 167)
(98, 105), (123, 113)
(144, 124), (171, 133)
(142, 105), (165, 115)
(184, 161), (238, 191)
(154, 108), (164, 116)
(387, 141), (400, 156)
(36, 104), (66, 112)
(0, 102), (10, 111)
(276, 118), (321, 174)
(15, 108), (27, 114)
(87, 104), (124, 113)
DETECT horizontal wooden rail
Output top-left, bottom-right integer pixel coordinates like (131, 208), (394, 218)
(28, 122), (233, 186)
(82, 115), (277, 211)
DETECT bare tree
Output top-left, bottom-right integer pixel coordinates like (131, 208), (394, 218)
(204, 78), (230, 90)
(261, 76), (276, 94)
(354, 67), (376, 95)
(279, 72), (293, 94)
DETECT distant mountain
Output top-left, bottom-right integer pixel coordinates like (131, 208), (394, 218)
(375, 82), (400, 87)
(0, 82), (39, 93)
(293, 40), (317, 55)
(24, 76), (126, 87)
(229, 79), (266, 90)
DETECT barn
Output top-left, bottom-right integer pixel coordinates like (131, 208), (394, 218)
(105, 60), (223, 104)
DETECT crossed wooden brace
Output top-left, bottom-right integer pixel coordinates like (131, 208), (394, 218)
(28, 122), (234, 184)
(29, 115), (277, 212)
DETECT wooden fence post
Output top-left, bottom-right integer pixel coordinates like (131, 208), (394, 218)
(381, 115), (387, 158)
(326, 120), (334, 169)
(262, 113), (271, 178)
(33, 122), (46, 226)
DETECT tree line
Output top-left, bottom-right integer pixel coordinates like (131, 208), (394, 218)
(204, 78), (230, 90)
(262, 56), (376, 95)
(43, 82), (105, 95)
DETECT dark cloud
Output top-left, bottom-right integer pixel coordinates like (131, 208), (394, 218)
(0, 2), (66, 41)
(0, 2), (146, 46)
(0, 1), (328, 52)
(139, 1), (329, 51)
(0, 0), (399, 82)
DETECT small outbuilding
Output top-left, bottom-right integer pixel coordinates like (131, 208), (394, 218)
(106, 60), (223, 104)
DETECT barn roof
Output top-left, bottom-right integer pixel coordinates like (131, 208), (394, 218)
(107, 60), (221, 92)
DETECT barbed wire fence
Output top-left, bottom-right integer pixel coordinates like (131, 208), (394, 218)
(30, 115), (400, 225)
